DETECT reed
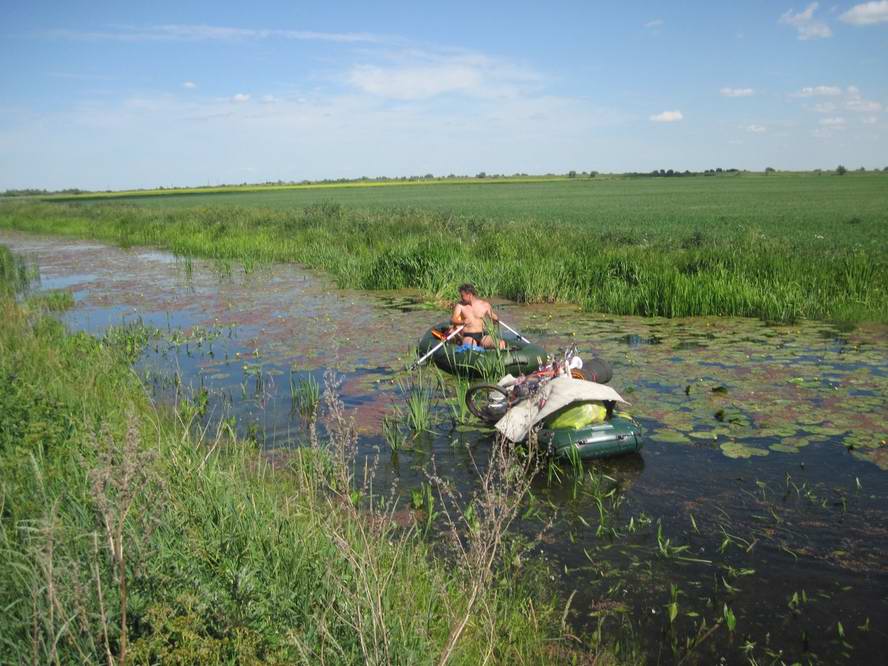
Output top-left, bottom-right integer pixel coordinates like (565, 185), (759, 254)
(2, 185), (886, 323)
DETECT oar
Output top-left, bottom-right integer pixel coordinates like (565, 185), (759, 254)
(498, 320), (531, 344)
(408, 325), (465, 371)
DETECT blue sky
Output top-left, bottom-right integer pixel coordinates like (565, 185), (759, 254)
(1, 1), (887, 189)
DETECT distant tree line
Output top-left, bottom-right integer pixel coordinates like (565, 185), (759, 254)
(4, 166), (887, 197)
(622, 168), (743, 178)
(1, 188), (86, 197)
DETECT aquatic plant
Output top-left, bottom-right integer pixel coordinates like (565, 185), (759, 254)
(26, 289), (75, 312)
(437, 371), (471, 426)
(382, 410), (407, 452)
(289, 372), (321, 424)
(103, 318), (162, 363)
(0, 244), (36, 296)
(398, 369), (435, 434)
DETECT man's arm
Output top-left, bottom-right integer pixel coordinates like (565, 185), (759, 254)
(486, 302), (499, 323)
(451, 304), (464, 327)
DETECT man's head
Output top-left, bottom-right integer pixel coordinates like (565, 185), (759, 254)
(458, 283), (477, 304)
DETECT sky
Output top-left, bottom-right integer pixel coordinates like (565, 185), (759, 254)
(1, 1), (887, 190)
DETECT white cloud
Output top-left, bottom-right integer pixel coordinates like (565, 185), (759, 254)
(862, 116), (879, 124)
(346, 50), (542, 101)
(840, 1), (888, 25)
(231, 93), (250, 103)
(349, 64), (482, 100)
(819, 116), (846, 126)
(0, 83), (629, 190)
(182, 81), (196, 89)
(798, 85), (842, 96)
(43, 24), (382, 44)
(779, 3), (833, 39)
(847, 99), (882, 112)
(650, 110), (683, 123)
(721, 87), (754, 97)
(812, 102), (836, 113)
(745, 124), (767, 133)
(260, 95), (278, 104)
(644, 19), (664, 28)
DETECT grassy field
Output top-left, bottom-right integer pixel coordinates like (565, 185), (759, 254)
(45, 173), (887, 245)
(1, 244), (612, 665)
(2, 172), (886, 323)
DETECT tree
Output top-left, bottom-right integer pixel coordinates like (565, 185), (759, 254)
(568, 170), (577, 178)
(836, 165), (847, 176)
(588, 171), (598, 178)
(476, 172), (486, 179)
(765, 167), (775, 174)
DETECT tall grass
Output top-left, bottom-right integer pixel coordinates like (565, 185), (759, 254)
(2, 195), (885, 323)
(0, 266), (611, 663)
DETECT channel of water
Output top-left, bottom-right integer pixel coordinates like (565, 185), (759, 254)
(3, 230), (887, 664)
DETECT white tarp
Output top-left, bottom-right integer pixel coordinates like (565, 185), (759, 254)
(495, 375), (628, 442)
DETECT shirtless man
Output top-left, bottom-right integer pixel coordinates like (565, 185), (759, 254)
(450, 283), (506, 349)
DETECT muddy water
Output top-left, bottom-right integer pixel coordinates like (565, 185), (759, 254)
(4, 231), (887, 664)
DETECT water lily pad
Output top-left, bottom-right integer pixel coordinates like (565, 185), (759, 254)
(720, 442), (769, 459)
(687, 430), (719, 441)
(769, 443), (800, 454)
(842, 433), (887, 450)
(654, 430), (692, 444)
(806, 424), (848, 437)
(782, 436), (812, 448)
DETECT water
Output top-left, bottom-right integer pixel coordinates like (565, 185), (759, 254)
(3, 231), (887, 664)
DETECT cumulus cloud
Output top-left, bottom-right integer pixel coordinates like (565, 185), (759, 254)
(798, 85), (842, 96)
(650, 110), (683, 123)
(644, 19), (664, 29)
(182, 81), (196, 89)
(779, 3), (833, 39)
(819, 116), (846, 126)
(721, 87), (754, 97)
(744, 124), (767, 133)
(862, 116), (879, 124)
(840, 1), (888, 25)
(231, 93), (250, 103)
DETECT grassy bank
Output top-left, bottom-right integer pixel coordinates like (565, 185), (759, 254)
(2, 198), (886, 323)
(0, 245), (607, 664)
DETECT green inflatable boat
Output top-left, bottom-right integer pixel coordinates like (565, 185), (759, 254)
(539, 413), (642, 461)
(417, 321), (547, 378)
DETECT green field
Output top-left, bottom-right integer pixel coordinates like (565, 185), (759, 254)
(3, 172), (887, 323)
(50, 173), (888, 246)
